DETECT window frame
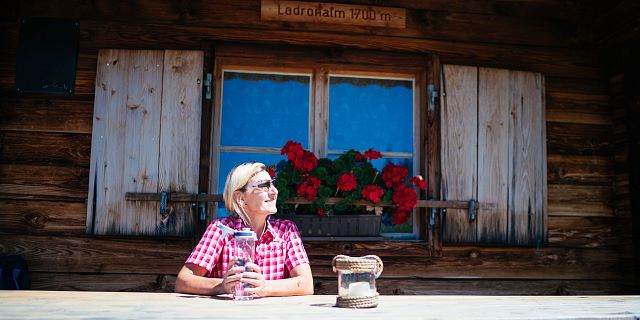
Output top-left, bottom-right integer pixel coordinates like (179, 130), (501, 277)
(209, 44), (430, 238)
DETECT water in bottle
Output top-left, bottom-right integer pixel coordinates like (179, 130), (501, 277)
(233, 227), (256, 301)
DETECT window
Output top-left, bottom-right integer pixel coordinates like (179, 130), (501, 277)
(211, 48), (426, 237)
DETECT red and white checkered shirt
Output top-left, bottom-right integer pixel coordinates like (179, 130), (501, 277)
(185, 216), (310, 280)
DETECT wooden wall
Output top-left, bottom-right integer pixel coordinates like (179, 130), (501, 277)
(0, 0), (636, 294)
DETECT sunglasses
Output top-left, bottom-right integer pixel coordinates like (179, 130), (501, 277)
(247, 178), (277, 191)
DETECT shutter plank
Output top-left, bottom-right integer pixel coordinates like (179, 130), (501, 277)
(477, 68), (510, 243)
(91, 50), (130, 235)
(122, 51), (164, 235)
(157, 50), (204, 236)
(509, 71), (545, 245)
(441, 65), (478, 243)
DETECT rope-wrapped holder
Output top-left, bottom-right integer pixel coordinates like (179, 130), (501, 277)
(331, 255), (384, 308)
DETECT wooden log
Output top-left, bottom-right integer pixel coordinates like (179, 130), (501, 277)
(546, 91), (611, 125)
(547, 184), (613, 217)
(546, 154), (613, 185)
(13, 0), (587, 47)
(0, 235), (192, 274)
(71, 20), (600, 79)
(313, 277), (625, 295)
(0, 236), (621, 280)
(0, 164), (88, 200)
(307, 246), (621, 280)
(546, 122), (611, 156)
(0, 131), (91, 167)
(548, 216), (617, 248)
(545, 76), (607, 96)
(0, 200), (86, 236)
(30, 272), (176, 293)
(0, 95), (93, 133)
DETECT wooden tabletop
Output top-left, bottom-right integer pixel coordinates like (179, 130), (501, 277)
(1, 291), (640, 319)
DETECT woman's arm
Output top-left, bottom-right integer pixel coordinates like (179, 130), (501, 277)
(175, 262), (243, 296)
(243, 263), (314, 297)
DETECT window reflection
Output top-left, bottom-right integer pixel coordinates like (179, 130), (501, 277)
(221, 71), (311, 148)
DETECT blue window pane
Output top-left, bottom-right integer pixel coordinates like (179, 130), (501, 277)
(328, 76), (413, 153)
(221, 71), (310, 149)
(216, 152), (285, 218)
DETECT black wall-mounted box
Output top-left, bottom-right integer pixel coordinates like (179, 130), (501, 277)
(15, 17), (79, 94)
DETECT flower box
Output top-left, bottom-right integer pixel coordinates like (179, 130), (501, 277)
(286, 214), (381, 237)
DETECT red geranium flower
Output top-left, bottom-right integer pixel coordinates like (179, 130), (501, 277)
(410, 175), (426, 190)
(337, 172), (358, 191)
(362, 185), (385, 203)
(316, 207), (325, 217)
(382, 163), (408, 187)
(354, 151), (366, 162)
(267, 164), (277, 178)
(292, 150), (318, 172)
(393, 209), (411, 225)
(364, 149), (382, 160)
(281, 140), (304, 161)
(392, 184), (417, 211)
(297, 175), (321, 201)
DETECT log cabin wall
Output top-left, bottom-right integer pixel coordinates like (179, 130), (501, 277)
(0, 0), (637, 294)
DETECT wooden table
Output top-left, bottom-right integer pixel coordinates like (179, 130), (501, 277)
(1, 291), (640, 319)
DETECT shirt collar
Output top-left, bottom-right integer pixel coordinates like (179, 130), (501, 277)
(231, 215), (277, 242)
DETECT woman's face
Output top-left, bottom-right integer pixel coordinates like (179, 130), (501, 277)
(241, 171), (278, 216)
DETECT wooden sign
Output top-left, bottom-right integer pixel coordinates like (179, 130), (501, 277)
(261, 0), (406, 29)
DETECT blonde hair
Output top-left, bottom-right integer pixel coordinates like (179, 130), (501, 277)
(222, 162), (267, 226)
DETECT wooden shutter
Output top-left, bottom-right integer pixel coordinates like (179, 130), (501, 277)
(440, 64), (546, 245)
(87, 49), (203, 236)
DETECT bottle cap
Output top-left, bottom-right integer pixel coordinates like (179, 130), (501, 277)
(235, 227), (256, 238)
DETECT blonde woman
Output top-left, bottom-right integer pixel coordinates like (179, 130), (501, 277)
(175, 162), (314, 297)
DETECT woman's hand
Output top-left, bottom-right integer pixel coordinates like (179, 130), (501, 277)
(240, 262), (266, 297)
(218, 258), (245, 294)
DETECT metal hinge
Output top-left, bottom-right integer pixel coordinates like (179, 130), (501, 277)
(204, 73), (212, 100)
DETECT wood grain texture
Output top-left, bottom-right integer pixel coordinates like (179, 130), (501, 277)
(546, 154), (614, 185)
(313, 277), (625, 295)
(0, 164), (88, 201)
(548, 184), (613, 217)
(30, 272), (176, 292)
(548, 216), (617, 248)
(508, 71), (545, 245)
(0, 95), (93, 133)
(440, 64), (477, 243)
(477, 67), (510, 243)
(0, 200), (86, 236)
(546, 122), (611, 156)
(122, 51), (163, 236)
(0, 131), (91, 167)
(0, 235), (621, 280)
(2, 292), (639, 319)
(157, 50), (203, 236)
(0, 235), (192, 274)
(91, 49), (130, 235)
(308, 247), (621, 280)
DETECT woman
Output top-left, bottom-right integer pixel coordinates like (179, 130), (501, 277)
(175, 162), (314, 297)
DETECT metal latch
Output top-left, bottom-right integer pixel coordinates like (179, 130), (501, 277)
(428, 84), (438, 112)
(468, 199), (477, 222)
(204, 73), (212, 100)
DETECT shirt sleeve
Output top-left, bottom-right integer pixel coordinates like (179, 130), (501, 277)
(185, 220), (227, 275)
(285, 221), (310, 271)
